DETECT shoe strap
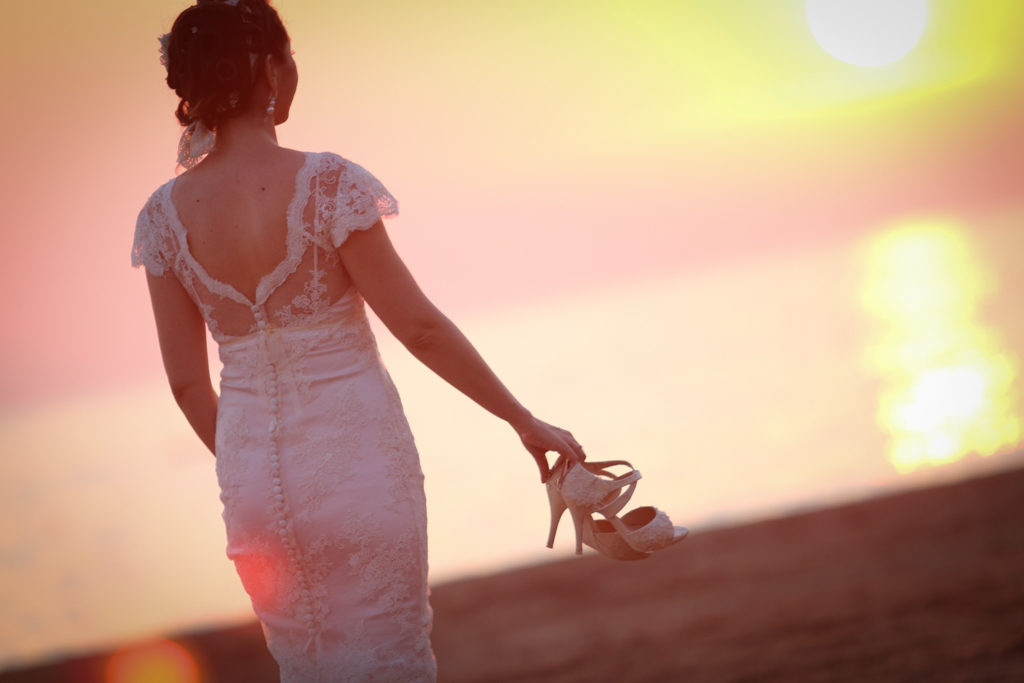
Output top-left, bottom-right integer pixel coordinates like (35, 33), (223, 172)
(598, 478), (638, 518)
(557, 459), (641, 494)
(583, 459), (635, 473)
(582, 460), (640, 485)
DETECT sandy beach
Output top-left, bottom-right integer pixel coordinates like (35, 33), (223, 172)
(3, 465), (1022, 682)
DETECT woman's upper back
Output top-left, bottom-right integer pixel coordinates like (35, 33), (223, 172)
(132, 149), (398, 342)
(172, 147), (309, 303)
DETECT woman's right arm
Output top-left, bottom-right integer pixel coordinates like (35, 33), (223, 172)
(338, 221), (585, 482)
(146, 270), (219, 456)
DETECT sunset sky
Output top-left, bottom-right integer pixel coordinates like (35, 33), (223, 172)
(4, 0), (1023, 408)
(2, 0), (1023, 669)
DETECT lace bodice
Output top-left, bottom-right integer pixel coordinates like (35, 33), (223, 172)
(131, 151), (398, 342)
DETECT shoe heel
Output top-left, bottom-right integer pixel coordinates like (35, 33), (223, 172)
(569, 505), (587, 555)
(546, 484), (567, 549)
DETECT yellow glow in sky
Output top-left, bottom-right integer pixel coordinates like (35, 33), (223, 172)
(861, 220), (1022, 473)
(272, 0), (1024, 168)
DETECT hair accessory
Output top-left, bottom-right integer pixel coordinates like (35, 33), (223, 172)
(158, 32), (171, 68)
(177, 120), (216, 170)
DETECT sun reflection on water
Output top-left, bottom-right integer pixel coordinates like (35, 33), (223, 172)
(860, 219), (1021, 473)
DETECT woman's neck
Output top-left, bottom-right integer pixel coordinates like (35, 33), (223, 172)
(211, 111), (279, 159)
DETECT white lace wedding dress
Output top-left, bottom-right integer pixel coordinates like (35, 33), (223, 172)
(132, 152), (436, 681)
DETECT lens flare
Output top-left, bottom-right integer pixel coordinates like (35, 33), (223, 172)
(106, 638), (200, 683)
(860, 219), (1021, 473)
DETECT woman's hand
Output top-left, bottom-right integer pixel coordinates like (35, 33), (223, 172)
(513, 416), (587, 483)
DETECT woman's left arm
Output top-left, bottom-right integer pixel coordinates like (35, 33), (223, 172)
(146, 271), (218, 455)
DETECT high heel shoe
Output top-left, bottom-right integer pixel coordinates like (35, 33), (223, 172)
(602, 507), (689, 553)
(546, 458), (641, 555)
(545, 458), (689, 560)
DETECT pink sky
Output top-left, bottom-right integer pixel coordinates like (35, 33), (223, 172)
(3, 1), (1023, 410)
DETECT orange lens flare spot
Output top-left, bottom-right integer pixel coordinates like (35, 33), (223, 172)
(106, 638), (200, 683)
(232, 551), (281, 609)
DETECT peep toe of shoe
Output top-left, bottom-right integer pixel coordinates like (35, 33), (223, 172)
(603, 506), (689, 553)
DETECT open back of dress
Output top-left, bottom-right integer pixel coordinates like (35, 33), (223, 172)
(132, 152), (436, 682)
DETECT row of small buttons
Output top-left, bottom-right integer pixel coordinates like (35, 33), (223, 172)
(254, 305), (320, 640)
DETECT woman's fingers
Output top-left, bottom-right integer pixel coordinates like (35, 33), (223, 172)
(518, 419), (586, 482)
(549, 452), (567, 477)
(558, 428), (586, 463)
(562, 436), (585, 465)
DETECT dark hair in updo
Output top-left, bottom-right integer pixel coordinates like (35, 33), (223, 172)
(163, 0), (289, 130)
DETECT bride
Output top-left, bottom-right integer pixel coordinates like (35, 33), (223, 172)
(131, 1), (585, 680)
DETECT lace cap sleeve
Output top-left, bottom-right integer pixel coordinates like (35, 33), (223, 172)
(320, 154), (399, 248)
(131, 186), (176, 276)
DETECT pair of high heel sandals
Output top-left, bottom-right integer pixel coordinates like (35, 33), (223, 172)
(545, 458), (688, 560)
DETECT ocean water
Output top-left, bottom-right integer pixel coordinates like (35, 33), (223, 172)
(1, 209), (1022, 671)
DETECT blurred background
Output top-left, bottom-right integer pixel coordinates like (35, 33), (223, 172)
(2, 0), (1022, 672)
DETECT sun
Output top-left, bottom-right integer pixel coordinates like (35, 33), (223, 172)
(806, 0), (928, 67)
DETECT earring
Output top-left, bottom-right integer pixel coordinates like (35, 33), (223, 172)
(264, 95), (277, 124)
